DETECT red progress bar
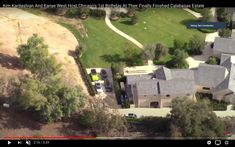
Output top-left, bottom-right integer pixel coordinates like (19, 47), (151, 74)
(3, 136), (96, 139)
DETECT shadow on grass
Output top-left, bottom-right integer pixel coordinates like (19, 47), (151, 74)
(180, 19), (199, 26)
(100, 54), (124, 63)
(119, 20), (132, 25)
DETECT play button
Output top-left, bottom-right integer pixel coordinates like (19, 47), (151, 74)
(8, 141), (11, 145)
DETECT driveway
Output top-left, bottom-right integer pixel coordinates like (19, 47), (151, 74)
(118, 107), (235, 118)
(104, 8), (144, 49)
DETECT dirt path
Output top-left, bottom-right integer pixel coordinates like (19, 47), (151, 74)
(0, 8), (89, 95)
(104, 8), (144, 49)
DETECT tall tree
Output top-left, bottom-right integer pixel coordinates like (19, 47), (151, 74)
(11, 77), (85, 122)
(79, 99), (128, 136)
(219, 29), (232, 38)
(167, 49), (189, 69)
(155, 43), (168, 60)
(187, 35), (205, 55)
(169, 97), (225, 138)
(17, 34), (61, 81)
(143, 44), (156, 60)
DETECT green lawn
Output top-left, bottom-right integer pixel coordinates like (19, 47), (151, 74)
(112, 8), (206, 48)
(62, 18), (136, 68)
(60, 8), (206, 68)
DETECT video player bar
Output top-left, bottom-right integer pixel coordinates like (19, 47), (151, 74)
(0, 139), (234, 147)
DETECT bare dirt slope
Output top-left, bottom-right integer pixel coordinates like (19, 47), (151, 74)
(0, 8), (88, 94)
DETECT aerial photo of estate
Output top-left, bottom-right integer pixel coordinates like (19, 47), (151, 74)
(0, 6), (235, 139)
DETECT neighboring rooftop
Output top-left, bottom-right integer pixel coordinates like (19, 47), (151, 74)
(213, 37), (235, 54)
(171, 69), (195, 80)
(194, 63), (228, 88)
(159, 79), (195, 95)
(136, 80), (159, 96)
(126, 74), (152, 85)
(154, 66), (172, 80)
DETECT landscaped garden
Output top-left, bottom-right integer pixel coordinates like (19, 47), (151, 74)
(112, 8), (206, 48)
(61, 8), (206, 68)
(196, 92), (229, 111)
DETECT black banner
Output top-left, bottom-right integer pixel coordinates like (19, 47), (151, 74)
(0, 0), (235, 7)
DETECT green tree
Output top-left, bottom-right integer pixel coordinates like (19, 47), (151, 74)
(187, 35), (205, 55)
(65, 8), (78, 18)
(127, 8), (136, 17)
(124, 46), (144, 66)
(143, 44), (156, 60)
(200, 8), (212, 22)
(169, 97), (225, 138)
(17, 34), (61, 81)
(75, 43), (87, 58)
(155, 43), (168, 60)
(111, 62), (125, 79)
(11, 77), (84, 122)
(79, 99), (128, 136)
(217, 8), (232, 27)
(206, 56), (218, 65)
(77, 8), (90, 19)
(170, 39), (188, 55)
(167, 49), (189, 69)
(131, 15), (138, 25)
(219, 29), (232, 38)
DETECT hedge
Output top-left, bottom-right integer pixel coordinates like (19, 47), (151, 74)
(58, 21), (96, 96)
(76, 58), (96, 96)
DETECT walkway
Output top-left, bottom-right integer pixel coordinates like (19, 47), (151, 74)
(183, 8), (202, 18)
(104, 8), (144, 49)
(118, 107), (235, 118)
(184, 8), (219, 68)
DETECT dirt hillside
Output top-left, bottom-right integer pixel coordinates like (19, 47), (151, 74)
(0, 8), (88, 95)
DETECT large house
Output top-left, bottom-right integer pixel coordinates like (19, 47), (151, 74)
(125, 50), (235, 108)
(126, 67), (195, 108)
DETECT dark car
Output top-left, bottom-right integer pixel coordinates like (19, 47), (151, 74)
(104, 79), (112, 92)
(120, 91), (128, 104)
(100, 69), (108, 79)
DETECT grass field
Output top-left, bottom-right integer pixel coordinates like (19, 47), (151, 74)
(60, 8), (206, 68)
(60, 18), (136, 68)
(112, 8), (206, 48)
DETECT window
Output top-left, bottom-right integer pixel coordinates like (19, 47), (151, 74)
(150, 102), (159, 108)
(202, 87), (210, 90)
(186, 93), (191, 96)
(166, 94), (170, 97)
(144, 95), (147, 97)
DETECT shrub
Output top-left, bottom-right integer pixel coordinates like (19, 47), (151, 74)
(219, 29), (232, 38)
(120, 12), (126, 18)
(65, 8), (78, 18)
(206, 56), (219, 65)
(89, 9), (106, 19)
(110, 11), (120, 21)
(77, 59), (96, 96)
(187, 35), (205, 55)
(130, 15), (138, 25)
